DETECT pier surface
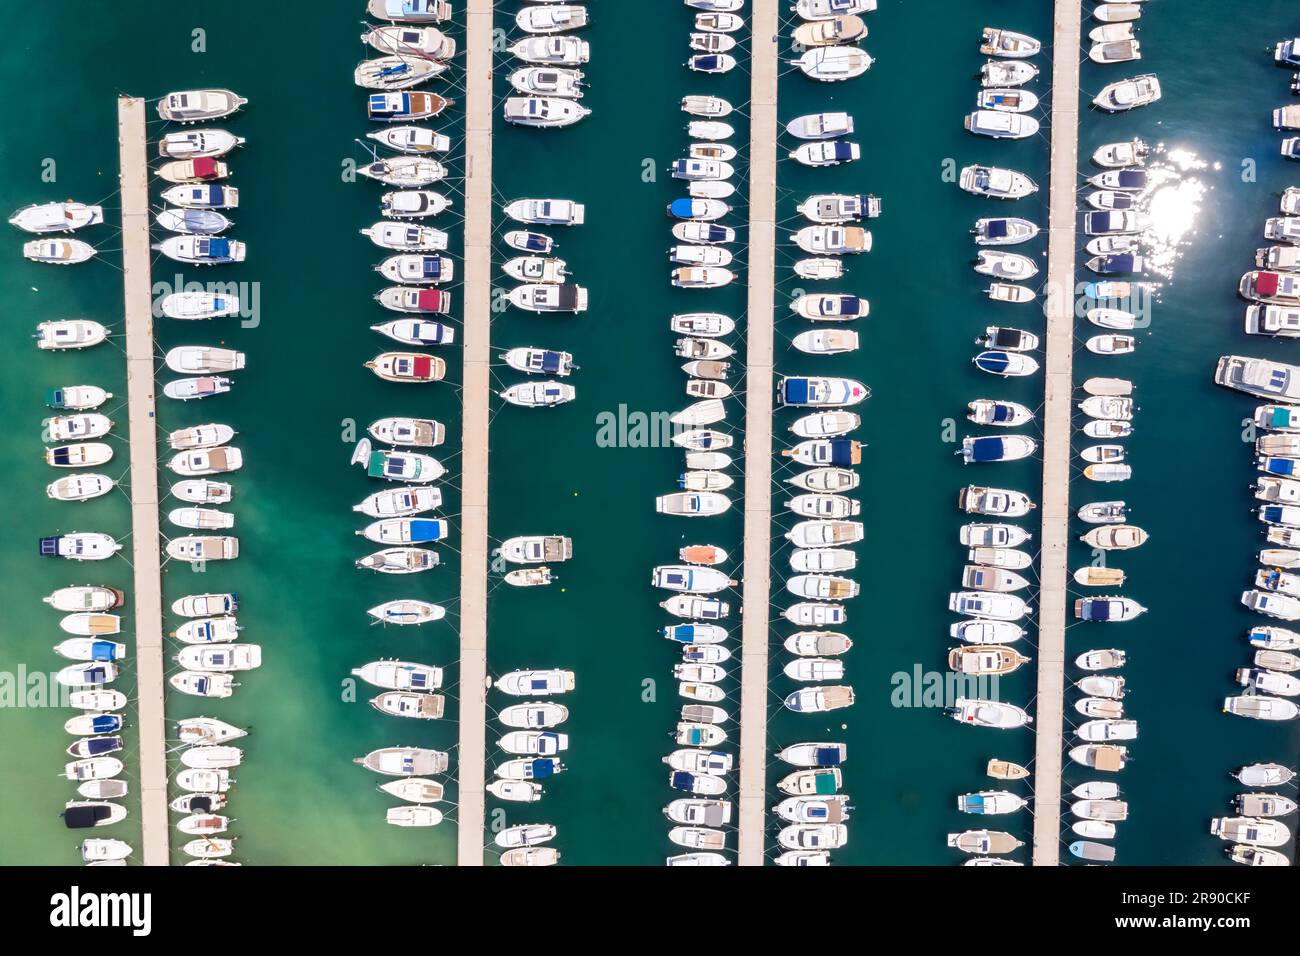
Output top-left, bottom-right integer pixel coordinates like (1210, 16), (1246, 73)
(1031, 1), (1082, 867)
(737, 0), (780, 867)
(455, 0), (493, 866)
(116, 96), (169, 865)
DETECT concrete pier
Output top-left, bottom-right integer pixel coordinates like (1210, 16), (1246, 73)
(116, 96), (169, 866)
(1031, 1), (1083, 867)
(455, 0), (493, 867)
(736, 0), (780, 867)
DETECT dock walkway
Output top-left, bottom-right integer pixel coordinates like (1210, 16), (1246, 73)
(736, 0), (780, 867)
(116, 96), (169, 866)
(1031, 1), (1083, 867)
(455, 0), (494, 867)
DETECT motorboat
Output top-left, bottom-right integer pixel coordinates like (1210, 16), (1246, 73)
(1234, 763), (1296, 787)
(959, 485), (1035, 518)
(1093, 74), (1162, 111)
(516, 4), (588, 34)
(981, 60), (1037, 87)
(380, 777), (446, 805)
(958, 791), (1027, 815)
(359, 517), (448, 546)
(496, 757), (564, 781)
(790, 140), (860, 168)
(371, 318), (454, 346)
(1209, 817), (1292, 847)
(959, 165), (1038, 199)
(786, 111), (854, 140)
(157, 89), (246, 123)
(368, 126), (451, 156)
(509, 35), (590, 65)
(1224, 696), (1299, 720)
(367, 91), (452, 122)
(977, 88), (1039, 113)
(368, 417), (444, 447)
(168, 447), (242, 477)
(362, 25), (456, 60)
(40, 533), (122, 562)
(958, 435), (1037, 464)
(153, 235), (245, 264)
(356, 547), (439, 574)
(35, 320), (107, 351)
(947, 591), (1028, 622)
(161, 183), (238, 209)
(965, 110), (1039, 139)
(960, 523), (1031, 548)
(1093, 139), (1148, 168)
(358, 157), (446, 187)
(973, 351), (1039, 377)
(166, 536), (238, 562)
(367, 0), (451, 22)
(361, 221), (448, 250)
(377, 286), (451, 314)
(9, 201), (102, 233)
(158, 157), (228, 184)
(372, 692), (446, 720)
(1069, 745), (1129, 772)
(792, 15), (867, 48)
(495, 669), (575, 696)
(165, 346), (244, 375)
(1080, 525), (1147, 550)
(504, 96), (590, 127)
(355, 747), (449, 776)
(500, 848), (560, 867)
(24, 238), (95, 264)
(502, 256), (568, 284)
(980, 27), (1041, 58)
(973, 217), (1038, 246)
(948, 646), (1030, 676)
(366, 351), (446, 382)
(947, 830), (1023, 855)
(514, 67), (585, 98)
(791, 46), (873, 81)
(501, 381), (575, 407)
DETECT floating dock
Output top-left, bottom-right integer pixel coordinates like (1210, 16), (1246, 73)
(116, 96), (169, 866)
(1031, 1), (1083, 867)
(455, 0), (494, 867)
(736, 0), (781, 867)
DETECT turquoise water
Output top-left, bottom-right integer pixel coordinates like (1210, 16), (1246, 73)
(1, 0), (1298, 867)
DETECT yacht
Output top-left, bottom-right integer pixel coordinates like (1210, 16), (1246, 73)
(161, 183), (238, 209)
(786, 111), (854, 140)
(959, 165), (1038, 199)
(500, 381), (576, 407)
(793, 15), (867, 48)
(965, 110), (1039, 139)
(790, 141), (860, 167)
(514, 67), (585, 98)
(504, 96), (590, 127)
(362, 25), (456, 60)
(35, 320), (107, 351)
(157, 89), (246, 123)
(366, 351), (446, 382)
(791, 46), (873, 81)
(371, 318), (454, 346)
(516, 4), (588, 34)
(509, 35), (590, 65)
(21, 237), (92, 264)
(9, 200), (102, 233)
(367, 91), (452, 122)
(1093, 74), (1162, 111)
(361, 221), (448, 250)
(495, 669), (575, 696)
(948, 697), (1032, 729)
(153, 235), (245, 264)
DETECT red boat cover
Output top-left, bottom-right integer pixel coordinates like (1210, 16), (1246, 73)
(1257, 271), (1280, 297)
(412, 355), (433, 379)
(193, 157), (219, 180)
(416, 289), (446, 312)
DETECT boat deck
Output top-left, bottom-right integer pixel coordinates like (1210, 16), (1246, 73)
(737, 0), (780, 867)
(1031, 0), (1083, 867)
(117, 96), (170, 865)
(455, 0), (494, 867)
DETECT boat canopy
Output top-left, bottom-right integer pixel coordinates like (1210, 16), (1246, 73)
(824, 440), (858, 467)
(985, 219), (1010, 239)
(407, 519), (446, 541)
(63, 804), (115, 829)
(967, 437), (1008, 463)
(813, 773), (838, 794)
(87, 641), (119, 662)
(529, 758), (556, 779)
(812, 746), (843, 767)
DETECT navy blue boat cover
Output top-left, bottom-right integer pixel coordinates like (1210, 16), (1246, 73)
(986, 219), (1009, 239)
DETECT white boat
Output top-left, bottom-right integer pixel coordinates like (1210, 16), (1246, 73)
(959, 165), (1038, 200)
(386, 806), (443, 827)
(980, 27), (1041, 58)
(786, 111), (854, 140)
(513, 66), (585, 98)
(1094, 74), (1161, 111)
(380, 778), (446, 804)
(965, 110), (1039, 139)
(24, 237), (95, 263)
(496, 669), (575, 697)
(791, 46), (873, 81)
(9, 201), (102, 233)
(367, 600), (445, 626)
(170, 672), (235, 698)
(362, 25), (456, 60)
(1210, 817), (1292, 847)
(153, 235), (245, 265)
(795, 0), (876, 19)
(981, 60), (1038, 87)
(176, 717), (246, 745)
(354, 55), (446, 91)
(355, 747), (449, 776)
(494, 824), (556, 849)
(157, 89), (246, 123)
(509, 35), (590, 65)
(1224, 696), (1299, 721)
(500, 847), (560, 866)
(166, 536), (238, 562)
(35, 319), (108, 351)
(791, 141), (861, 167)
(361, 222), (448, 251)
(504, 96), (590, 127)
(949, 697), (1032, 729)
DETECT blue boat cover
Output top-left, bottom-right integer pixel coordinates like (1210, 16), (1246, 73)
(1117, 170), (1146, 189)
(670, 771), (695, 790)
(813, 746), (843, 767)
(51, 447), (71, 465)
(991, 404), (1014, 424)
(206, 237), (231, 258)
(837, 295), (862, 313)
(1099, 254), (1136, 273)
(968, 436), (1005, 462)
(1264, 505), (1289, 522)
(986, 219), (1009, 239)
(975, 351), (1011, 373)
(522, 233), (547, 251)
(90, 641), (118, 662)
(421, 258), (442, 278)
(1081, 599), (1113, 622)
(696, 55), (721, 70)
(85, 736), (121, 756)
(408, 518), (445, 541)
(90, 715), (120, 733)
(45, 388), (67, 408)
(832, 143), (854, 160)
(540, 351), (563, 373)
(64, 804), (113, 829)
(828, 439), (855, 467)
(39, 536), (61, 556)
(668, 197), (695, 218)
(531, 758), (557, 779)
(781, 377), (812, 406)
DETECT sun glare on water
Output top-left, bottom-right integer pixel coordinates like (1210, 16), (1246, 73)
(1141, 147), (1209, 278)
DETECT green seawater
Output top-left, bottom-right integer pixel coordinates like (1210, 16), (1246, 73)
(0, 0), (1297, 867)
